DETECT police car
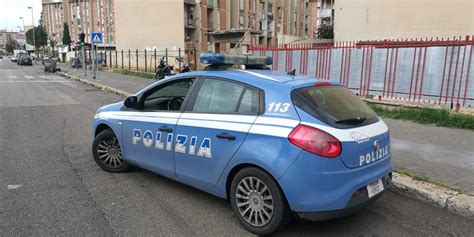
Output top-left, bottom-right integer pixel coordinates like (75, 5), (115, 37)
(92, 53), (392, 235)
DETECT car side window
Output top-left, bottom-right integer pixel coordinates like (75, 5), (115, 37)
(142, 79), (194, 111)
(191, 78), (259, 114)
(237, 88), (259, 113)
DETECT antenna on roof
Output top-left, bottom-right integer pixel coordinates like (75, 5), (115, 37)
(287, 69), (296, 76)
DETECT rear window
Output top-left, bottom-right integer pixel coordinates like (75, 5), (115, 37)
(292, 86), (378, 128)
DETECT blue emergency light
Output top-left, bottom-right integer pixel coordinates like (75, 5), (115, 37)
(200, 53), (273, 66)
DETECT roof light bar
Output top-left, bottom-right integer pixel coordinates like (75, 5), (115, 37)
(200, 53), (273, 66)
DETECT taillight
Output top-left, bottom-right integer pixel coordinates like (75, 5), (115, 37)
(288, 124), (341, 158)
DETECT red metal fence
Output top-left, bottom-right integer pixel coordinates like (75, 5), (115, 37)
(249, 36), (474, 108)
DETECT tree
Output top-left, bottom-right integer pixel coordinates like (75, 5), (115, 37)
(316, 24), (334, 40)
(62, 23), (71, 48)
(5, 38), (16, 53)
(49, 37), (57, 56)
(26, 25), (47, 50)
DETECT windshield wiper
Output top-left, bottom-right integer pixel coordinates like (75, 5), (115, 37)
(335, 117), (367, 124)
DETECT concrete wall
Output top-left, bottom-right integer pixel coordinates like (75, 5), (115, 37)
(334, 0), (474, 41)
(114, 0), (185, 51)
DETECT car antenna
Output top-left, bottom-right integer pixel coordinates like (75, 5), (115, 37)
(287, 69), (296, 76)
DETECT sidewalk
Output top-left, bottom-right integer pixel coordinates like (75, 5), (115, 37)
(61, 67), (473, 195)
(387, 118), (474, 195)
(61, 67), (153, 95)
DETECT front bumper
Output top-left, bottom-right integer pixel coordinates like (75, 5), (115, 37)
(296, 174), (391, 221)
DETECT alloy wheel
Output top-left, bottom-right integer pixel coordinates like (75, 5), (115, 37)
(235, 176), (274, 227)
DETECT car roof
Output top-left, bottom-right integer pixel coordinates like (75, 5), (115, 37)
(174, 69), (336, 90)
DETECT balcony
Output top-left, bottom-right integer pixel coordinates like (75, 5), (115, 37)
(185, 18), (195, 29)
(319, 8), (332, 18)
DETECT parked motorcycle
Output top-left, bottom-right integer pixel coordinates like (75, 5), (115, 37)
(154, 57), (175, 80)
(175, 56), (192, 73)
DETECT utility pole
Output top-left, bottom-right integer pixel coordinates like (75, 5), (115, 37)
(27, 7), (36, 63)
(78, 0), (86, 77)
(91, 0), (97, 80)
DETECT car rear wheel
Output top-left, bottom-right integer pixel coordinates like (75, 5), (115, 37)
(230, 167), (290, 235)
(92, 128), (130, 172)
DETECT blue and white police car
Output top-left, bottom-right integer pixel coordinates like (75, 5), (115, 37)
(92, 53), (391, 235)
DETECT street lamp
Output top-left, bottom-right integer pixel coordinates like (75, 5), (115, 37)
(19, 17), (25, 33)
(27, 6), (36, 59)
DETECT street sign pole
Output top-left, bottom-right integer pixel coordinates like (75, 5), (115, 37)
(96, 48), (99, 80)
(91, 32), (103, 80)
(92, 41), (96, 79)
(82, 45), (86, 77)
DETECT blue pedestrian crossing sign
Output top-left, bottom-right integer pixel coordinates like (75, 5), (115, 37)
(91, 32), (103, 44)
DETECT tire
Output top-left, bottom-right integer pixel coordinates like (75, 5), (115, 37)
(230, 167), (291, 235)
(92, 128), (131, 173)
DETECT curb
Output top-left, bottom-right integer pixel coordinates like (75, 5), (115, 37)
(58, 72), (474, 219)
(392, 172), (474, 218)
(59, 72), (132, 97)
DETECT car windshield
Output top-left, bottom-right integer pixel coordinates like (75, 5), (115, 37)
(21, 55), (29, 59)
(292, 85), (379, 128)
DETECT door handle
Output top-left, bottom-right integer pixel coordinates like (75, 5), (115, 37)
(216, 133), (236, 140)
(159, 126), (173, 132)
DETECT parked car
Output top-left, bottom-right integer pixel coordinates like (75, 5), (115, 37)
(91, 53), (392, 235)
(18, 54), (33, 66)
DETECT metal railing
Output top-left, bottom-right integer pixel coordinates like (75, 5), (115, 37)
(249, 36), (474, 108)
(101, 47), (197, 73)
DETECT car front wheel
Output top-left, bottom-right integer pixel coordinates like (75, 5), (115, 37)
(92, 128), (130, 172)
(230, 167), (291, 235)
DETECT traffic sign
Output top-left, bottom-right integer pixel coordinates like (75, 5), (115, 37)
(91, 32), (103, 44)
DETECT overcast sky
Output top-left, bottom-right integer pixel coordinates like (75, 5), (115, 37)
(0, 0), (42, 32)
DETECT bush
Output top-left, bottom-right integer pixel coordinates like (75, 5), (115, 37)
(317, 24), (334, 39)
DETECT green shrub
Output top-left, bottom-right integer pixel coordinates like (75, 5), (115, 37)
(112, 69), (155, 79)
(369, 104), (474, 130)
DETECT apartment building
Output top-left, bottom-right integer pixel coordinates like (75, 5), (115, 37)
(0, 30), (11, 55)
(42, 0), (66, 46)
(67, 0), (115, 46)
(186, 0), (318, 54)
(114, 0), (183, 50)
(42, 0), (115, 47)
(334, 0), (474, 41)
(43, 0), (319, 55)
(317, 0), (334, 26)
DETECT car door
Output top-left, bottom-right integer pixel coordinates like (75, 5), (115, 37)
(174, 77), (261, 188)
(121, 78), (196, 178)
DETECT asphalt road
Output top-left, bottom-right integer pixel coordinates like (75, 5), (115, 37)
(0, 59), (473, 236)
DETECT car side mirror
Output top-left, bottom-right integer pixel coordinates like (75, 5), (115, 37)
(124, 96), (138, 108)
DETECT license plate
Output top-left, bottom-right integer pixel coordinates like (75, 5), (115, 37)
(367, 179), (384, 198)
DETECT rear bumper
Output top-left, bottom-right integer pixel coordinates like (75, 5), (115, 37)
(295, 174), (391, 221)
(278, 150), (392, 213)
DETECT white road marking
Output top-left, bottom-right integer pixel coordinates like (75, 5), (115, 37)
(24, 75), (34, 79)
(7, 184), (23, 190)
(39, 75), (50, 79)
(8, 75), (17, 79)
